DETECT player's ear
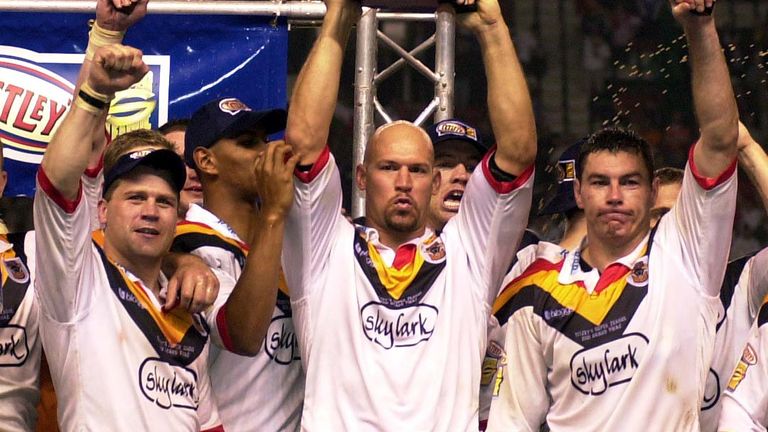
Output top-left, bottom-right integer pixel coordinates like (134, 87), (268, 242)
(574, 178), (584, 210)
(194, 147), (217, 176)
(355, 163), (367, 191)
(432, 169), (441, 196)
(98, 198), (108, 226)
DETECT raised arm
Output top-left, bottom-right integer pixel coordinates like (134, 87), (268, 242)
(671, 0), (738, 176)
(86, 0), (149, 167)
(220, 141), (299, 355)
(457, 0), (536, 175)
(284, 0), (360, 165)
(40, 0), (149, 198)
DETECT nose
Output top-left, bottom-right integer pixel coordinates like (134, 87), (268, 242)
(140, 200), (160, 221)
(450, 164), (470, 184)
(394, 166), (413, 191)
(607, 181), (623, 205)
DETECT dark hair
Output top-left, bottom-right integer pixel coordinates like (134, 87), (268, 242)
(577, 127), (654, 182)
(158, 118), (190, 135)
(653, 167), (684, 186)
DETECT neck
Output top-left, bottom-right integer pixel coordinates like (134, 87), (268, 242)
(203, 186), (259, 244)
(371, 225), (426, 251)
(104, 244), (163, 297)
(581, 229), (648, 273)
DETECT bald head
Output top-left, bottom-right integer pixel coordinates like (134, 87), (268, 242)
(365, 121), (434, 165)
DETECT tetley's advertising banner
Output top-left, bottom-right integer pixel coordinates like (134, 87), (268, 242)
(0, 13), (287, 197)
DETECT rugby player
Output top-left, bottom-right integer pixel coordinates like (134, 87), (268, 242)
(488, 0), (739, 429)
(173, 98), (304, 431)
(34, 3), (291, 429)
(283, 0), (536, 428)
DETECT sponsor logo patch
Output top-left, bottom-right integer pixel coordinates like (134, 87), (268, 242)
(701, 368), (720, 410)
(570, 332), (649, 395)
(218, 98), (251, 116)
(139, 358), (199, 410)
(436, 121), (477, 141)
(360, 302), (438, 349)
(264, 315), (300, 365)
(727, 343), (757, 391)
(0, 325), (28, 366)
(557, 159), (576, 183)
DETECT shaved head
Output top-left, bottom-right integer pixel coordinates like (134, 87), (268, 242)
(365, 121), (434, 165)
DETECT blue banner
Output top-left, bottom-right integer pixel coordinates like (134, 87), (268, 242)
(0, 13), (288, 197)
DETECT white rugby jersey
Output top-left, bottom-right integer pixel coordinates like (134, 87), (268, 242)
(700, 248), (768, 431)
(0, 232), (40, 431)
(479, 240), (565, 430)
(33, 169), (224, 431)
(173, 204), (304, 431)
(487, 152), (737, 431)
(718, 299), (768, 431)
(283, 147), (533, 431)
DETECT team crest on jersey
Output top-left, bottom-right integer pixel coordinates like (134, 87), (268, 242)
(727, 343), (758, 391)
(421, 235), (446, 264)
(629, 257), (649, 286)
(360, 302), (439, 350)
(218, 98), (252, 116)
(3, 258), (29, 284)
(265, 314), (300, 365)
(570, 332), (649, 395)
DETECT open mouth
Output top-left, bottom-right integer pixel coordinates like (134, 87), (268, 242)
(393, 196), (414, 211)
(442, 189), (464, 212)
(135, 227), (160, 236)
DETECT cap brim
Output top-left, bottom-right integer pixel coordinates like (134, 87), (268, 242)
(104, 149), (187, 196)
(433, 137), (488, 157)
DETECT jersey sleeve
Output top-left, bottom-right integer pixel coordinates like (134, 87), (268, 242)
(197, 365), (224, 432)
(283, 146), (343, 301)
(204, 267), (238, 353)
(657, 144), (737, 298)
(718, 317), (768, 431)
(450, 150), (534, 305)
(82, 164), (104, 232)
(33, 168), (97, 323)
(487, 310), (549, 431)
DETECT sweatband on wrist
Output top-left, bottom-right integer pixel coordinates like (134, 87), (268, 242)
(85, 20), (125, 60)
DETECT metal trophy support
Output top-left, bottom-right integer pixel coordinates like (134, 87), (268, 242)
(352, 4), (455, 217)
(0, 0), (457, 218)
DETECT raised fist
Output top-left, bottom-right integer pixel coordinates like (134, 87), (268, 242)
(97, 0), (149, 32)
(87, 44), (149, 95)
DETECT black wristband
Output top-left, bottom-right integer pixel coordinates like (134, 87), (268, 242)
(78, 89), (110, 111)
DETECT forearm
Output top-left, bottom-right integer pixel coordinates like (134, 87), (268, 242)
(285, 4), (356, 165)
(41, 100), (108, 200)
(223, 213), (285, 355)
(686, 21), (738, 165)
(477, 22), (536, 175)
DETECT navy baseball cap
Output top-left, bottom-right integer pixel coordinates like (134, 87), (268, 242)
(538, 138), (585, 216)
(426, 119), (488, 155)
(103, 148), (187, 197)
(184, 98), (287, 168)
